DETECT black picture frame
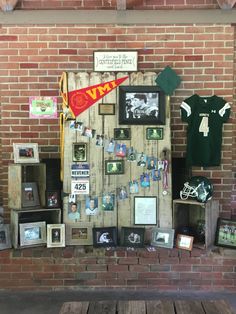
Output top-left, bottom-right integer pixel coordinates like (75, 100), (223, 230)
(72, 143), (87, 162)
(114, 128), (131, 140)
(120, 227), (145, 248)
(146, 127), (164, 140)
(105, 160), (125, 175)
(215, 218), (236, 249)
(45, 190), (60, 208)
(119, 85), (166, 125)
(92, 226), (117, 248)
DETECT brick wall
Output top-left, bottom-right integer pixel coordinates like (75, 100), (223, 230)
(0, 22), (236, 291)
(0, 24), (234, 218)
(0, 247), (234, 291)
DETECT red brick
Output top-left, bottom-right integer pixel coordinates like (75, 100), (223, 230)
(108, 265), (128, 272)
(118, 258), (138, 265)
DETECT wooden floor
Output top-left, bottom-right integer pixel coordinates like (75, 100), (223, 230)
(59, 299), (235, 314)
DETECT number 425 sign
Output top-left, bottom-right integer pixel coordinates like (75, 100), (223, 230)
(71, 179), (89, 195)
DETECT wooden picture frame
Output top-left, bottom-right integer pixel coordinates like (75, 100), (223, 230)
(72, 143), (87, 162)
(119, 86), (166, 125)
(21, 182), (40, 208)
(151, 228), (175, 249)
(120, 227), (145, 248)
(92, 226), (117, 248)
(13, 143), (39, 164)
(98, 103), (115, 115)
(45, 190), (60, 208)
(65, 222), (93, 246)
(215, 218), (236, 249)
(47, 224), (65, 248)
(114, 128), (131, 140)
(0, 225), (12, 250)
(134, 196), (157, 225)
(176, 234), (194, 251)
(105, 160), (125, 175)
(19, 221), (46, 247)
(146, 127), (164, 140)
(93, 51), (138, 72)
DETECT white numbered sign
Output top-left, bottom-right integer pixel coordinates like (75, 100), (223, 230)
(71, 179), (89, 195)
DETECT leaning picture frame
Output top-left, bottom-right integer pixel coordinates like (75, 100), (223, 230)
(65, 222), (93, 246)
(19, 221), (46, 247)
(105, 160), (125, 175)
(176, 234), (194, 251)
(119, 85), (166, 125)
(22, 182), (40, 208)
(0, 225), (12, 250)
(134, 196), (157, 225)
(215, 218), (236, 249)
(120, 226), (145, 248)
(151, 228), (175, 249)
(47, 224), (65, 248)
(13, 143), (39, 163)
(92, 226), (117, 248)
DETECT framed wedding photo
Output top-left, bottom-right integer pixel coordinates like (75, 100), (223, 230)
(0, 225), (12, 250)
(93, 226), (117, 248)
(13, 143), (39, 164)
(47, 224), (65, 248)
(151, 228), (174, 249)
(134, 196), (157, 225)
(119, 86), (166, 125)
(120, 227), (145, 248)
(146, 127), (163, 140)
(105, 160), (125, 175)
(215, 218), (236, 249)
(72, 143), (87, 162)
(22, 182), (40, 208)
(66, 222), (93, 246)
(19, 221), (46, 247)
(176, 234), (194, 251)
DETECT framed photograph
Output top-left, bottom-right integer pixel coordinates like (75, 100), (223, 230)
(0, 225), (12, 250)
(65, 222), (93, 246)
(119, 85), (165, 125)
(19, 221), (46, 247)
(215, 218), (236, 249)
(22, 182), (40, 208)
(134, 196), (157, 225)
(146, 127), (164, 140)
(47, 224), (65, 248)
(85, 196), (99, 216)
(94, 51), (138, 72)
(98, 103), (115, 115)
(120, 227), (145, 248)
(29, 96), (57, 119)
(65, 201), (81, 222)
(45, 190), (60, 208)
(92, 226), (117, 248)
(176, 234), (194, 251)
(105, 160), (125, 175)
(151, 228), (175, 249)
(13, 143), (39, 163)
(102, 193), (115, 211)
(114, 128), (131, 140)
(72, 143), (87, 162)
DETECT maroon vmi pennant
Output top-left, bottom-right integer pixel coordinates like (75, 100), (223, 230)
(68, 76), (128, 117)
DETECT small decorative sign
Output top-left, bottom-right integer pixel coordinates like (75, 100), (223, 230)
(71, 164), (90, 178)
(94, 51), (138, 72)
(29, 96), (57, 119)
(71, 179), (89, 195)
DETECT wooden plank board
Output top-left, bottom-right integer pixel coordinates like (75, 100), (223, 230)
(88, 301), (116, 314)
(59, 301), (89, 314)
(146, 300), (175, 314)
(202, 300), (235, 314)
(118, 300), (146, 314)
(174, 300), (205, 314)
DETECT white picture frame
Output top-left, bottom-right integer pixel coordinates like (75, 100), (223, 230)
(13, 143), (39, 163)
(47, 224), (65, 248)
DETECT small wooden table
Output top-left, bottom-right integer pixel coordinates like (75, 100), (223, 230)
(59, 299), (235, 314)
